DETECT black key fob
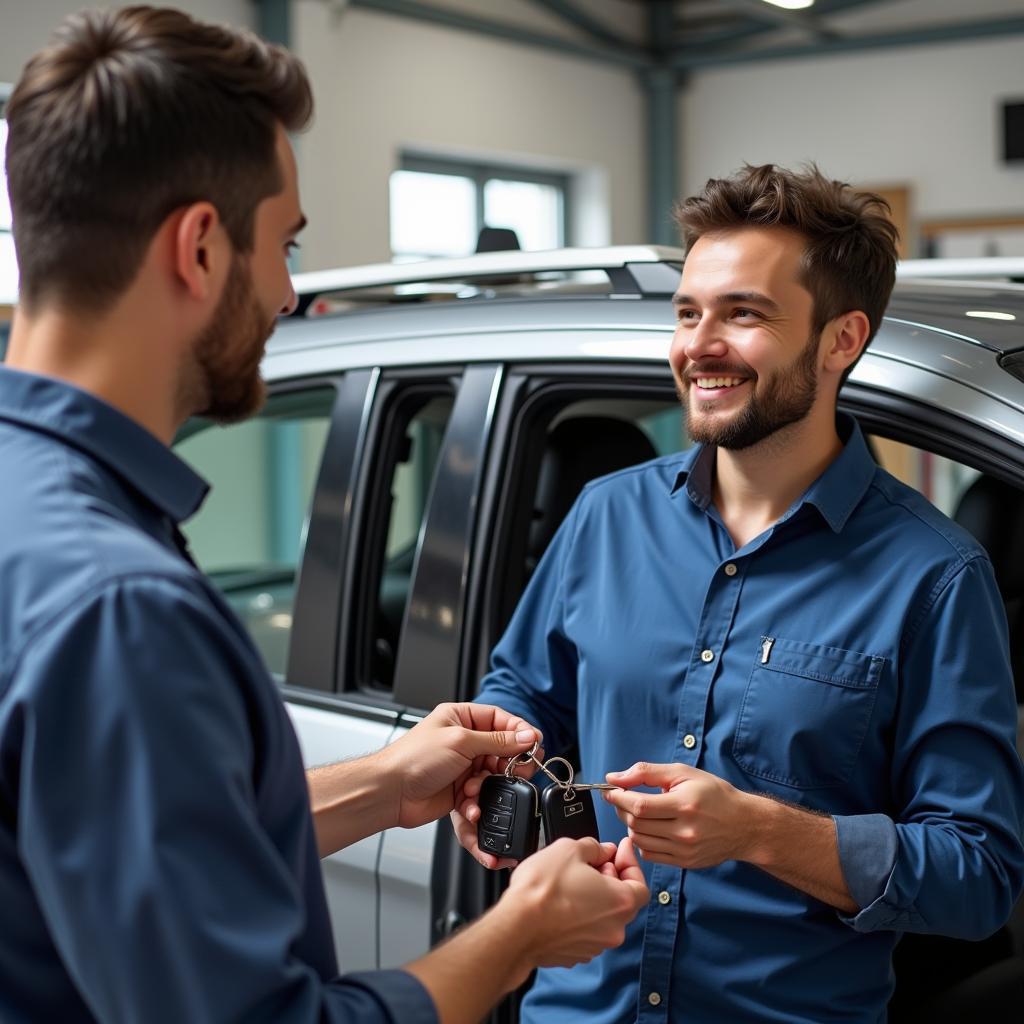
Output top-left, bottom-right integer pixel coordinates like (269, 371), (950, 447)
(540, 784), (600, 843)
(477, 775), (540, 862)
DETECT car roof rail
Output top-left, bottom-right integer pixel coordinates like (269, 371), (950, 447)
(896, 257), (1024, 280)
(288, 245), (685, 316)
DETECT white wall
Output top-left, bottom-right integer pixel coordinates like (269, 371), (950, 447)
(681, 35), (1024, 235)
(0, 1), (254, 83)
(292, 0), (646, 270)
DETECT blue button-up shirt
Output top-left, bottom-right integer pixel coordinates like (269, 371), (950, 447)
(478, 415), (1024, 1023)
(0, 367), (436, 1023)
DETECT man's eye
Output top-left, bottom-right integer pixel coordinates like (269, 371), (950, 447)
(676, 309), (699, 322)
(734, 308), (759, 320)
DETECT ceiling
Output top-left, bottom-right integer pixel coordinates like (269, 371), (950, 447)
(342, 0), (1024, 72)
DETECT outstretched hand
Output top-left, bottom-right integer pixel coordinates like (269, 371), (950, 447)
(379, 702), (542, 831)
(603, 761), (754, 870)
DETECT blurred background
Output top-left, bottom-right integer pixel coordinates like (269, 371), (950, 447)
(1, 1), (1021, 522)
(2, 0), (1023, 342)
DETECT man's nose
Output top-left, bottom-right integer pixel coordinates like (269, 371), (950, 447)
(682, 316), (728, 362)
(280, 281), (298, 316)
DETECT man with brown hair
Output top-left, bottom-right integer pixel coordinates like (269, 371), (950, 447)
(0, 7), (647, 1023)
(463, 165), (1024, 1021)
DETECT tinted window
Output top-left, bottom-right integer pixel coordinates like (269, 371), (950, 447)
(356, 389), (454, 691)
(175, 388), (334, 677)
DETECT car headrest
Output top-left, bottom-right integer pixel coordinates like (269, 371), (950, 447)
(528, 416), (659, 566)
(953, 474), (1024, 600)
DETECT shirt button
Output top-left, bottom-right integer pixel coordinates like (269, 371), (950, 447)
(724, 563), (738, 576)
(648, 992), (662, 1006)
(683, 734), (696, 749)
(658, 890), (671, 905)
(700, 649), (715, 663)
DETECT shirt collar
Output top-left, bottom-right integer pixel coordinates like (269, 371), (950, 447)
(668, 413), (876, 534)
(0, 366), (209, 524)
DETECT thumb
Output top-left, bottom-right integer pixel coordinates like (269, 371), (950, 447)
(606, 761), (685, 790)
(457, 725), (538, 759)
(614, 836), (645, 882)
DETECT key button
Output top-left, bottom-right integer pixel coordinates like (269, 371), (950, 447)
(486, 811), (512, 831)
(480, 832), (507, 854)
(493, 790), (514, 810)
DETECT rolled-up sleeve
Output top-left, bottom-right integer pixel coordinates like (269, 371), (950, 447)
(11, 575), (437, 1024)
(836, 556), (1024, 938)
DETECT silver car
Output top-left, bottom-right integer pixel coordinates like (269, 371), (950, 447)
(174, 247), (1024, 1020)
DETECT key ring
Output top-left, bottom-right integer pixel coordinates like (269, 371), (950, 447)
(537, 756), (578, 799)
(504, 739), (541, 779)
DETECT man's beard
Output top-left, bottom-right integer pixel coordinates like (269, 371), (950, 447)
(186, 254), (273, 424)
(680, 332), (820, 451)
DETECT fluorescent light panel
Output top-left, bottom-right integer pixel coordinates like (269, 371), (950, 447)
(761, 0), (816, 9)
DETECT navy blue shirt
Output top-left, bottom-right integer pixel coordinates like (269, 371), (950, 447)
(478, 416), (1024, 1023)
(0, 367), (436, 1023)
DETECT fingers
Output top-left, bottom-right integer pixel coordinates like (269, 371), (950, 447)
(449, 808), (517, 870)
(603, 786), (676, 821)
(606, 761), (689, 790)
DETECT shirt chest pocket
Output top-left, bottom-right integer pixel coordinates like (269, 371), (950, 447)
(732, 637), (885, 790)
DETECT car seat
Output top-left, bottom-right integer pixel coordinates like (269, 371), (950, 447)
(526, 415), (659, 574)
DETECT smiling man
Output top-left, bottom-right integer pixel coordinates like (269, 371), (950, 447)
(463, 165), (1024, 1022)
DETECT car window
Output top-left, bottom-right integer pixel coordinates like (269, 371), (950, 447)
(866, 434), (981, 517)
(355, 388), (454, 691)
(174, 388), (334, 678)
(484, 386), (684, 647)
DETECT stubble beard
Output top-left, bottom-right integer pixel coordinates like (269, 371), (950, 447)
(680, 331), (821, 451)
(185, 253), (273, 425)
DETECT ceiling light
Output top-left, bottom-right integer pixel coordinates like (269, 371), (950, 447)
(965, 310), (1017, 321)
(761, 0), (816, 9)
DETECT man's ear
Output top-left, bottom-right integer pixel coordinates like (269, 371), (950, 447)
(171, 202), (227, 302)
(822, 311), (871, 377)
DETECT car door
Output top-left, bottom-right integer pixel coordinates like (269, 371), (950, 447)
(175, 373), (398, 972)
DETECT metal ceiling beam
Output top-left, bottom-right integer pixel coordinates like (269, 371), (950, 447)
(673, 0), (883, 54)
(671, 14), (1024, 69)
(644, 1), (679, 246)
(723, 0), (838, 42)
(530, 0), (645, 58)
(348, 0), (649, 69)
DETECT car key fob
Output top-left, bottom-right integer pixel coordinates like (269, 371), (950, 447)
(540, 784), (600, 842)
(477, 775), (540, 861)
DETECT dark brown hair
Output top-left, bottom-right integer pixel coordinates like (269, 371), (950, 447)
(5, 5), (313, 313)
(674, 164), (899, 377)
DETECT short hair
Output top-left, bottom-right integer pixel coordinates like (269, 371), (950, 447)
(5, 5), (314, 313)
(674, 164), (899, 376)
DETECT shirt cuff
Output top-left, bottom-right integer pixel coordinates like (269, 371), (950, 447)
(834, 812), (897, 910)
(341, 969), (438, 1024)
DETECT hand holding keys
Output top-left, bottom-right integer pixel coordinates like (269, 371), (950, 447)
(476, 742), (620, 862)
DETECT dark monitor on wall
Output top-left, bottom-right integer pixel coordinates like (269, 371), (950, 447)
(1003, 101), (1024, 163)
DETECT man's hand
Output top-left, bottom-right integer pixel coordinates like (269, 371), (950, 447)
(500, 836), (648, 977)
(603, 762), (755, 869)
(378, 702), (541, 831)
(404, 836), (648, 1021)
